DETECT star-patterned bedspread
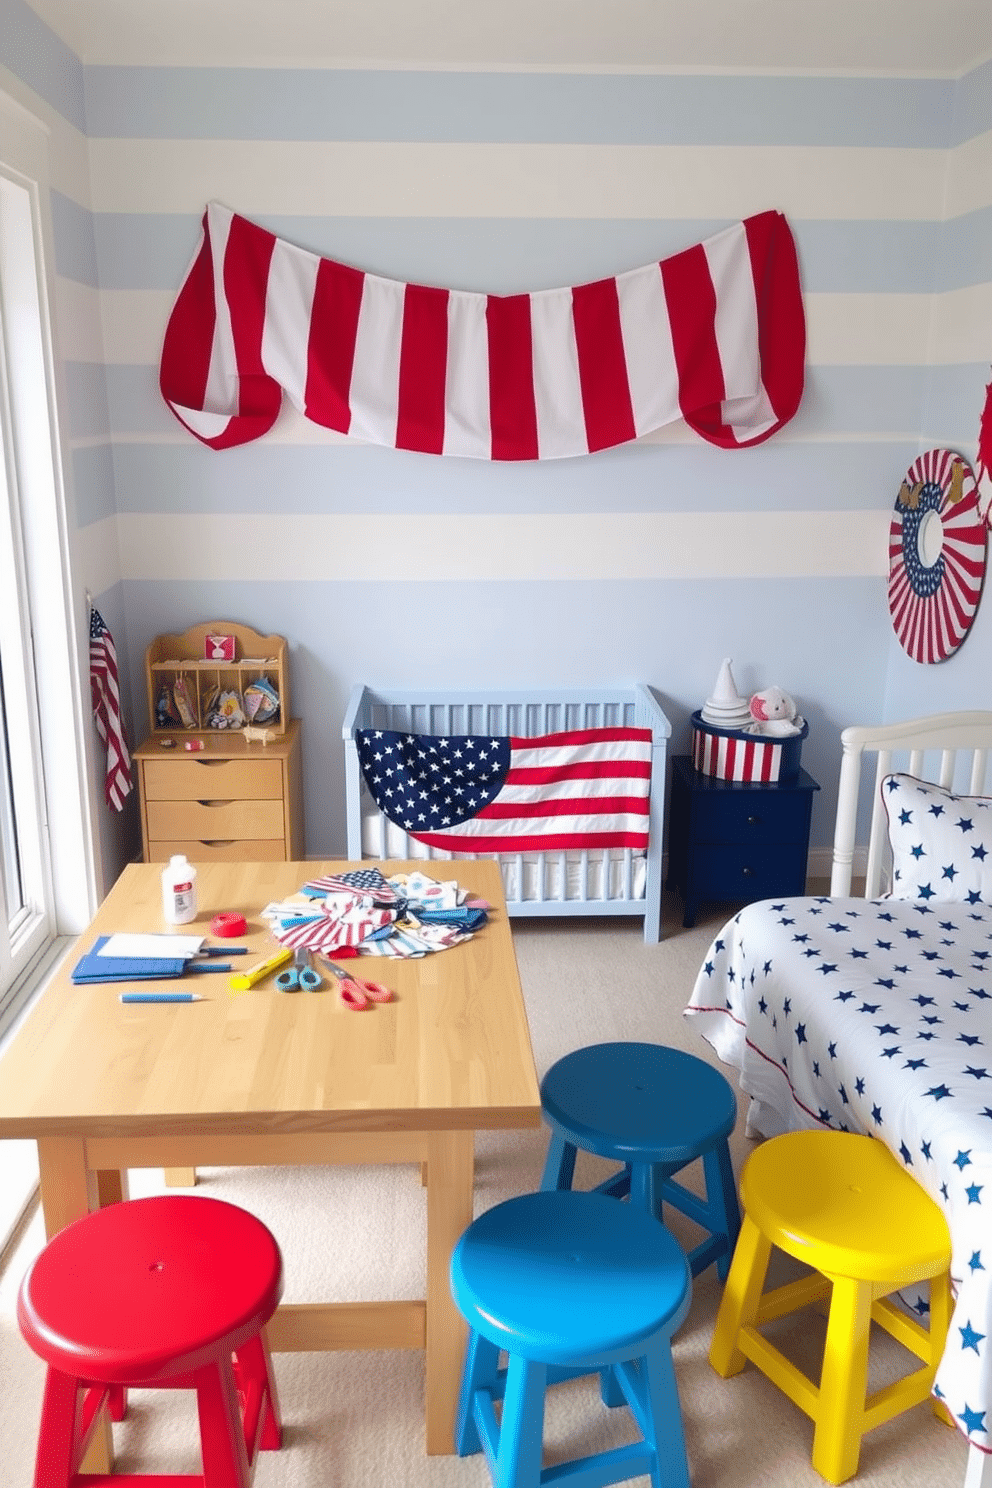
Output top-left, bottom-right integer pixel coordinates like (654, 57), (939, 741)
(685, 894), (992, 1453)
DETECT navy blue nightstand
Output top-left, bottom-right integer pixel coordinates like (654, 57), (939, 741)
(667, 755), (820, 928)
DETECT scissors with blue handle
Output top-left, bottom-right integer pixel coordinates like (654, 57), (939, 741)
(274, 948), (322, 993)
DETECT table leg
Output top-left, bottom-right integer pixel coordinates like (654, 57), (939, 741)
(164, 1167), (197, 1187)
(94, 1169), (130, 1208)
(37, 1137), (90, 1237)
(424, 1130), (474, 1455)
(35, 1138), (114, 1474)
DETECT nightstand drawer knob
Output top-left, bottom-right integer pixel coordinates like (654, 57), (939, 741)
(742, 867), (754, 877)
(747, 815), (760, 826)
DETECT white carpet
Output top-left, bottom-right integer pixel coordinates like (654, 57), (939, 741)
(0, 899), (972, 1486)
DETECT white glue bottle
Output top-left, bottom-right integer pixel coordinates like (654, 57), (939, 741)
(162, 854), (198, 925)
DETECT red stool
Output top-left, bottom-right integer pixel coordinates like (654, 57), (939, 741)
(17, 1194), (283, 1488)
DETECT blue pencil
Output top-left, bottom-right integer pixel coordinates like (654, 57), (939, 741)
(119, 992), (205, 1004)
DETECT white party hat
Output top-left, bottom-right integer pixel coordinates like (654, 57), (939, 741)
(708, 658), (741, 707)
(701, 657), (752, 728)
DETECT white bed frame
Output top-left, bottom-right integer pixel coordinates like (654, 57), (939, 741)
(830, 710), (992, 900)
(811, 711), (992, 1488)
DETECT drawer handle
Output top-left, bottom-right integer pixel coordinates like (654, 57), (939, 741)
(747, 815), (761, 826)
(201, 840), (235, 847)
(742, 866), (754, 877)
(198, 799), (234, 808)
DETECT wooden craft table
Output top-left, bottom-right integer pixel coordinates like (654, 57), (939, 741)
(0, 860), (541, 1460)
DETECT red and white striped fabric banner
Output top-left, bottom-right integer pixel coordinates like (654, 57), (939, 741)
(160, 203), (805, 460)
(692, 725), (783, 783)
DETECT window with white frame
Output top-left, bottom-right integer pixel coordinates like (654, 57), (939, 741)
(0, 167), (57, 1024)
(0, 97), (96, 1039)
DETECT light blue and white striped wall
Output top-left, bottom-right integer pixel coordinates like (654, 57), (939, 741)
(3, 0), (992, 868)
(887, 58), (992, 721)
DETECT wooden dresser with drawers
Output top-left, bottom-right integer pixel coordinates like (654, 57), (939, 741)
(134, 719), (303, 862)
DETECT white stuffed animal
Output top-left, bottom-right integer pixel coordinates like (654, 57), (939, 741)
(747, 686), (802, 737)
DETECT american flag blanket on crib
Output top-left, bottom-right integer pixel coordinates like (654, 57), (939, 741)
(685, 894), (992, 1453)
(160, 203), (805, 459)
(355, 725), (653, 853)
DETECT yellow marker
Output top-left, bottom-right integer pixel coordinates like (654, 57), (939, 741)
(229, 946), (293, 992)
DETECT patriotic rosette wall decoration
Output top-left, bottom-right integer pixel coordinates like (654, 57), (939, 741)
(160, 203), (805, 460)
(888, 448), (987, 664)
(355, 726), (652, 852)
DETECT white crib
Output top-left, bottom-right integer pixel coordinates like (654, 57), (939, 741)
(342, 683), (671, 942)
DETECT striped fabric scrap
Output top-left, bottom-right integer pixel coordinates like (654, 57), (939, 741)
(161, 202), (805, 460)
(89, 606), (132, 811)
(355, 726), (653, 852)
(268, 888), (396, 956)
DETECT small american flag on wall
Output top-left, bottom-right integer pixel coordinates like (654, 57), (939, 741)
(355, 726), (652, 852)
(89, 606), (132, 811)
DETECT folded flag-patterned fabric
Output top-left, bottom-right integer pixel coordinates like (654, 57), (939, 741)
(302, 868), (406, 908)
(161, 202), (805, 460)
(356, 726), (652, 853)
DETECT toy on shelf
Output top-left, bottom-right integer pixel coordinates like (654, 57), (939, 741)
(746, 686), (803, 737)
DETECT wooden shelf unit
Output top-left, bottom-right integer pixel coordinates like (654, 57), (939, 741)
(146, 621), (289, 737)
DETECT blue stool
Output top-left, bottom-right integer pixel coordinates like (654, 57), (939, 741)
(451, 1190), (691, 1488)
(540, 1042), (740, 1280)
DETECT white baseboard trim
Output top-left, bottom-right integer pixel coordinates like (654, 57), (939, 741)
(807, 845), (868, 885)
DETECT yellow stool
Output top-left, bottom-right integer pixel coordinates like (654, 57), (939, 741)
(709, 1130), (951, 1484)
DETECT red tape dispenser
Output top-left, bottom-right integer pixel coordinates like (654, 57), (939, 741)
(211, 912), (247, 938)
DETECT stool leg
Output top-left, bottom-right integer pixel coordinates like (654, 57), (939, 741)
(629, 1161), (662, 1218)
(639, 1343), (691, 1488)
(702, 1143), (741, 1281)
(455, 1329), (502, 1456)
(33, 1368), (80, 1488)
(812, 1276), (871, 1485)
(709, 1216), (772, 1377)
(928, 1271), (952, 1364)
(928, 1272), (953, 1426)
(232, 1332), (282, 1452)
(540, 1132), (576, 1192)
(494, 1356), (546, 1488)
(195, 1357), (252, 1488)
(106, 1384), (127, 1422)
(599, 1363), (626, 1408)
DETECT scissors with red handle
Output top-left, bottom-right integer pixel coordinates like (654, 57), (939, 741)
(325, 961), (392, 1010)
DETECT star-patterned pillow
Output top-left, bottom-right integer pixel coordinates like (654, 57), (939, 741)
(883, 772), (992, 904)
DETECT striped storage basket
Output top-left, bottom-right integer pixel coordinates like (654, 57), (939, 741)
(691, 711), (808, 784)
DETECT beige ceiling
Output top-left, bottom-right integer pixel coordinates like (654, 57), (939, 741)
(26, 0), (992, 74)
